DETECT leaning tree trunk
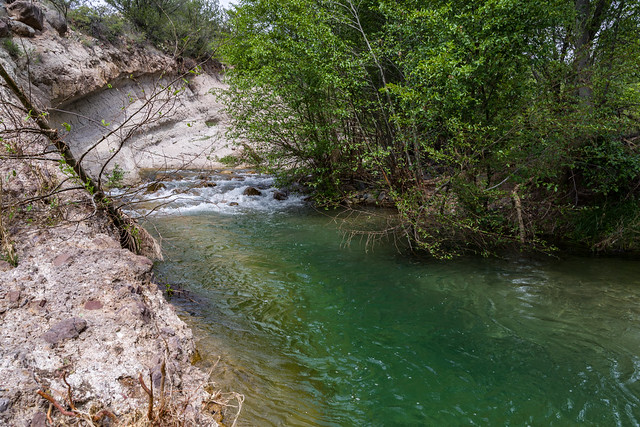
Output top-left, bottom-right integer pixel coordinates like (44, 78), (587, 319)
(0, 63), (147, 255)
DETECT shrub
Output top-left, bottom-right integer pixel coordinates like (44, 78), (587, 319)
(105, 0), (225, 59)
(69, 5), (133, 44)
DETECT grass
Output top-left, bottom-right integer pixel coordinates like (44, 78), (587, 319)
(2, 38), (22, 58)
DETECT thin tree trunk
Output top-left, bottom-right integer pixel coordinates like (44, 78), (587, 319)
(0, 63), (141, 253)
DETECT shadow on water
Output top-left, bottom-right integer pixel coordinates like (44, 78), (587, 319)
(142, 175), (640, 426)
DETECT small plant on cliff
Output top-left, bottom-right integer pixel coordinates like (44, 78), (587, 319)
(106, 163), (126, 189)
(217, 154), (240, 167)
(2, 38), (22, 58)
(0, 182), (18, 267)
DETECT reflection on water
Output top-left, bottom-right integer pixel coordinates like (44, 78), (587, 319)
(149, 209), (640, 426)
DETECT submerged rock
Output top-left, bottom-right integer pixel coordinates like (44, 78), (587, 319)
(145, 182), (167, 193)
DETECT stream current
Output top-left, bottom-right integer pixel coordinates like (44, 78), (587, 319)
(130, 171), (640, 425)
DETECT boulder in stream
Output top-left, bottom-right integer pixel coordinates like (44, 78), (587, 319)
(145, 182), (166, 193)
(273, 190), (288, 201)
(243, 187), (261, 196)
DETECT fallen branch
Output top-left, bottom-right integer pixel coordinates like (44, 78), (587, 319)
(36, 390), (79, 419)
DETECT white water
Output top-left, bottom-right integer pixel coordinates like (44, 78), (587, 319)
(110, 170), (307, 217)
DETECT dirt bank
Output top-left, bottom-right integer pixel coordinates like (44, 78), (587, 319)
(1, 3), (239, 425)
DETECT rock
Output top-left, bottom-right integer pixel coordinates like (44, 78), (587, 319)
(228, 202), (238, 206)
(198, 180), (217, 188)
(84, 300), (103, 310)
(145, 182), (166, 193)
(52, 252), (72, 267)
(273, 190), (288, 201)
(243, 187), (261, 196)
(6, 1), (43, 31)
(30, 412), (47, 427)
(363, 193), (376, 203)
(42, 317), (87, 344)
(9, 19), (34, 37)
(45, 12), (66, 36)
(0, 260), (12, 271)
(0, 397), (11, 412)
(0, 19), (9, 38)
(8, 290), (20, 303)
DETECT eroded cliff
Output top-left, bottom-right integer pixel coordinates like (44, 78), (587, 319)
(0, 2), (237, 425)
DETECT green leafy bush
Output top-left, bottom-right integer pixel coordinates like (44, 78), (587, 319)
(69, 5), (133, 44)
(104, 0), (225, 58)
(222, 0), (640, 256)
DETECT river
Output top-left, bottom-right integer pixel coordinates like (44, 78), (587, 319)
(132, 171), (640, 426)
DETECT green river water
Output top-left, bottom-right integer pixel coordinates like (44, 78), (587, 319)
(139, 172), (640, 426)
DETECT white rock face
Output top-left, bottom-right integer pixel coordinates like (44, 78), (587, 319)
(50, 72), (235, 184)
(0, 228), (215, 425)
(7, 13), (235, 184)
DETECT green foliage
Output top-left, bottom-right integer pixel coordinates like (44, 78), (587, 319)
(69, 5), (133, 43)
(2, 38), (22, 58)
(217, 155), (240, 167)
(47, 0), (77, 19)
(222, 0), (640, 256)
(104, 0), (225, 58)
(106, 164), (126, 189)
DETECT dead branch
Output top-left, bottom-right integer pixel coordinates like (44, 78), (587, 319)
(0, 61), (143, 254)
(36, 390), (79, 418)
(62, 372), (76, 411)
(139, 371), (155, 421)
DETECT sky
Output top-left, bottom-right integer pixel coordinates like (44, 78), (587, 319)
(219, 0), (237, 10)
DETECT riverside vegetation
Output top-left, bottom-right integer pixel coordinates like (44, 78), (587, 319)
(7, 0), (636, 258)
(0, 0), (638, 424)
(221, 0), (640, 258)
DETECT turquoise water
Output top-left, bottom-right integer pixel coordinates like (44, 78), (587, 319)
(149, 205), (640, 426)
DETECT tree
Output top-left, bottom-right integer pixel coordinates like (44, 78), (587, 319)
(222, 0), (640, 256)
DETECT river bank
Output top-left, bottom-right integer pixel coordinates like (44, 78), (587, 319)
(0, 4), (239, 424)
